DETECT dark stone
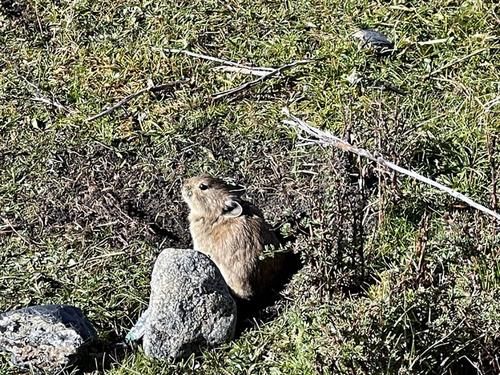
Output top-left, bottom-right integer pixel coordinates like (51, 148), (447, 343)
(353, 29), (394, 55)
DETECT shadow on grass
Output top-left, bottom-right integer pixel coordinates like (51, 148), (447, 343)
(72, 335), (132, 373)
(235, 250), (303, 336)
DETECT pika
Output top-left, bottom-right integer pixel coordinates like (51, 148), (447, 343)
(182, 175), (284, 301)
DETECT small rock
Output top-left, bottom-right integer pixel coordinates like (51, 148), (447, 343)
(125, 307), (150, 343)
(303, 21), (317, 30)
(346, 70), (363, 85)
(353, 29), (394, 55)
(0, 304), (97, 371)
(128, 248), (237, 359)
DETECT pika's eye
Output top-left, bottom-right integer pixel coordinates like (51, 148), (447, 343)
(199, 183), (208, 190)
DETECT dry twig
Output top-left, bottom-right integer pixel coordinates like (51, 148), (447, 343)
(0, 219), (37, 247)
(14, 76), (76, 113)
(30, 96), (75, 113)
(283, 109), (500, 222)
(212, 65), (271, 77)
(85, 79), (187, 122)
(213, 59), (312, 100)
(165, 48), (274, 72)
(165, 48), (312, 99)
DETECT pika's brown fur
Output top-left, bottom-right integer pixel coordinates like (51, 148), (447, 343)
(182, 175), (284, 300)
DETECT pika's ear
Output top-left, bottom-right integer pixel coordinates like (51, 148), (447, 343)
(223, 199), (243, 218)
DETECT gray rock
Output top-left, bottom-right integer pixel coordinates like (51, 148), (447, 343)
(0, 304), (97, 371)
(128, 248), (237, 359)
(125, 307), (150, 343)
(353, 29), (394, 55)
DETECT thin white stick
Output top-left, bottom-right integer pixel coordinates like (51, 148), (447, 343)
(283, 109), (500, 222)
(165, 49), (312, 99)
(212, 65), (271, 77)
(212, 59), (311, 100)
(30, 96), (74, 113)
(165, 48), (274, 72)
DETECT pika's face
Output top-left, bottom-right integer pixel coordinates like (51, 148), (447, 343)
(182, 175), (243, 219)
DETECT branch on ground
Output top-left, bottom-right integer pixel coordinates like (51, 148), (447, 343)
(283, 109), (500, 222)
(165, 48), (313, 100)
(165, 48), (275, 72)
(85, 79), (188, 122)
(30, 96), (76, 114)
(212, 65), (272, 77)
(212, 59), (312, 100)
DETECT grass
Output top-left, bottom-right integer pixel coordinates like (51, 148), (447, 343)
(1, 0), (499, 374)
